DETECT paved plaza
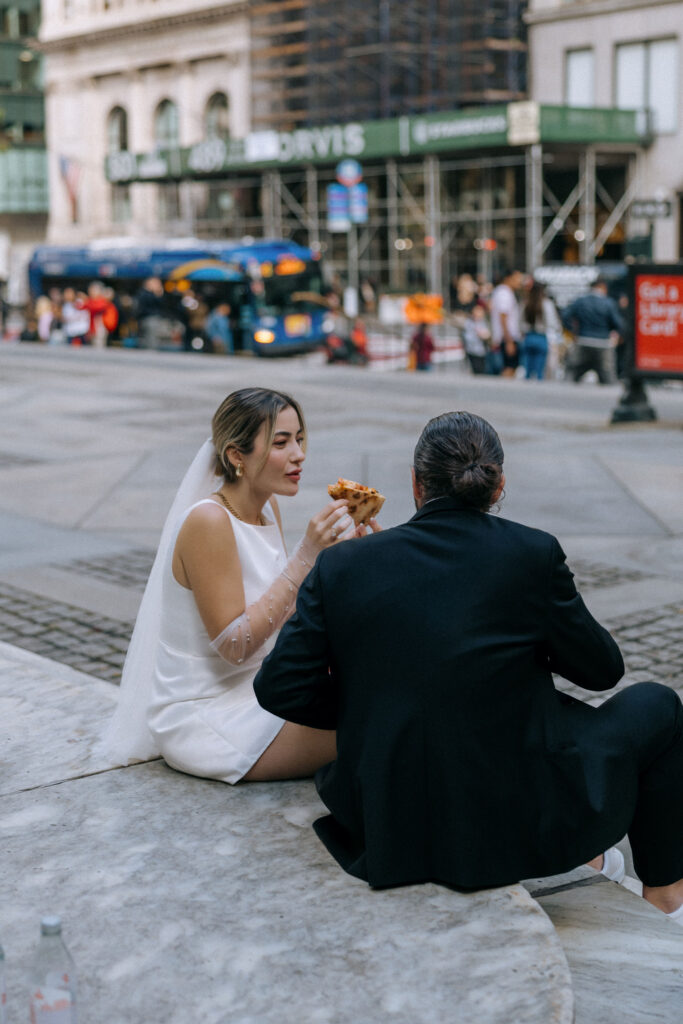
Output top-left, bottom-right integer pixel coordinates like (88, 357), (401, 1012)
(1, 345), (682, 697)
(0, 343), (682, 1022)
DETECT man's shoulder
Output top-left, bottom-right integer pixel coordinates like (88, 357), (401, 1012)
(318, 514), (557, 564)
(492, 515), (557, 549)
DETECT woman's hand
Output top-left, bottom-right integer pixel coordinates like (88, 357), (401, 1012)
(304, 499), (353, 552)
(352, 517), (382, 537)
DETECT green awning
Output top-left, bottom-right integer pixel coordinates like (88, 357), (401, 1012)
(105, 102), (651, 184)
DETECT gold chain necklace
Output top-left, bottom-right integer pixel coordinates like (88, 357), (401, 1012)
(215, 490), (266, 527)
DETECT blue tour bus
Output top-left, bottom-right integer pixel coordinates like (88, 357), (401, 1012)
(28, 238), (331, 355)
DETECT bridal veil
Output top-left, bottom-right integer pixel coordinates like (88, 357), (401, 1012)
(101, 439), (221, 764)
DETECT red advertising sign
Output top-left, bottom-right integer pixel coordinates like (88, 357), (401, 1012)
(633, 270), (683, 375)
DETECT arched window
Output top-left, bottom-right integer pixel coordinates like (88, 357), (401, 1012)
(204, 92), (230, 140)
(107, 106), (128, 153)
(154, 99), (179, 149)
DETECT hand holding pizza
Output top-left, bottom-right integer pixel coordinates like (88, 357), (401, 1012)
(303, 499), (355, 553)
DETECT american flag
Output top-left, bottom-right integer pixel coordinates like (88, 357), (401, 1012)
(59, 155), (82, 220)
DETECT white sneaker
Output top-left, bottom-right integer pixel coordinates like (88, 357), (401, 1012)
(600, 847), (626, 883)
(666, 904), (683, 926)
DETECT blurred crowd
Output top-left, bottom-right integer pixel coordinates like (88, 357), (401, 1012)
(19, 277), (236, 354)
(409, 269), (626, 383)
(19, 267), (626, 384)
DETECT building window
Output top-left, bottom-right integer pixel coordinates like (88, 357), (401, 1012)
(157, 184), (180, 225)
(107, 106), (130, 223)
(0, 5), (39, 37)
(204, 92), (230, 140)
(154, 98), (179, 149)
(107, 105), (128, 153)
(565, 49), (594, 107)
(616, 39), (678, 134)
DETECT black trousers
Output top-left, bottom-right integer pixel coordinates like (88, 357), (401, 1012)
(595, 682), (683, 887)
(571, 343), (617, 384)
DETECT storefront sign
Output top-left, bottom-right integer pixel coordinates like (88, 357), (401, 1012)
(105, 104), (651, 183)
(630, 199), (673, 220)
(410, 109), (508, 151)
(630, 266), (683, 377)
(507, 101), (541, 146)
(534, 264), (600, 309)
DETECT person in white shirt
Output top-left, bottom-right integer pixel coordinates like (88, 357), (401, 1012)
(489, 269), (524, 377)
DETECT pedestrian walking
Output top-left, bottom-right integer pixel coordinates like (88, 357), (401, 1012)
(410, 323), (435, 371)
(520, 281), (561, 380)
(206, 302), (234, 354)
(489, 269), (523, 377)
(561, 277), (624, 385)
(462, 304), (491, 375)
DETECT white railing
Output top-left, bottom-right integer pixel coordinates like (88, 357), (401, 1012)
(366, 326), (466, 372)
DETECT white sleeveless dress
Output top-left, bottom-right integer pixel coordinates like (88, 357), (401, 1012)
(146, 498), (287, 783)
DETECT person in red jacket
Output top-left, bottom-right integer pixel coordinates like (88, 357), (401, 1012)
(410, 323), (435, 371)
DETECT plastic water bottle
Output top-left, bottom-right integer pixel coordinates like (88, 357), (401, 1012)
(0, 939), (7, 1024)
(29, 917), (77, 1023)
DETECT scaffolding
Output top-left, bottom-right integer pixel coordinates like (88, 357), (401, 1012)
(250, 0), (527, 130)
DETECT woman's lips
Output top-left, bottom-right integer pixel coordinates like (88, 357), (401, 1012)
(286, 470), (301, 481)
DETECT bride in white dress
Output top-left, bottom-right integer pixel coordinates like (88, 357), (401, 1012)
(104, 387), (361, 783)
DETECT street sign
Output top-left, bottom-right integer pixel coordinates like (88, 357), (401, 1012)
(326, 183), (350, 232)
(628, 264), (683, 378)
(336, 159), (363, 187)
(348, 183), (368, 224)
(630, 199), (673, 219)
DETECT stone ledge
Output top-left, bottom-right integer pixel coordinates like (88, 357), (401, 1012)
(0, 642), (574, 1023)
(0, 765), (574, 1024)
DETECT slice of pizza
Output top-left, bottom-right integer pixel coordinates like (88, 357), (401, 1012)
(327, 478), (386, 526)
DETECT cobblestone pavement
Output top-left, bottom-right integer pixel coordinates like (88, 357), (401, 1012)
(0, 560), (681, 694)
(608, 602), (683, 688)
(54, 551), (647, 595)
(570, 560), (657, 591)
(555, 602), (683, 704)
(54, 548), (155, 591)
(0, 582), (132, 683)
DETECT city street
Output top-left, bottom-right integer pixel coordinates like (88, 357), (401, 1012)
(1, 343), (682, 698)
(1, 343), (683, 1021)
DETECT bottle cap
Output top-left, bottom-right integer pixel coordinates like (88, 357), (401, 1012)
(40, 916), (62, 936)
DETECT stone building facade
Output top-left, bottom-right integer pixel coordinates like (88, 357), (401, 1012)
(40, 0), (251, 242)
(527, 0), (683, 260)
(37, 0), (682, 293)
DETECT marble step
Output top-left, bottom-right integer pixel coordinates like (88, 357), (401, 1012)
(0, 641), (574, 1024)
(525, 868), (683, 1024)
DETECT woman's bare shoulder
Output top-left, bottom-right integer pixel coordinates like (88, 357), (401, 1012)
(176, 500), (235, 546)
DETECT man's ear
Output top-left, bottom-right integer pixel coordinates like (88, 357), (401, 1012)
(411, 466), (424, 507)
(491, 472), (506, 505)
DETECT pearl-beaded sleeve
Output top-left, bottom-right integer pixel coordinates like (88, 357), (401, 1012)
(209, 536), (318, 665)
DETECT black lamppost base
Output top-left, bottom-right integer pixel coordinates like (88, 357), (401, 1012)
(610, 377), (657, 424)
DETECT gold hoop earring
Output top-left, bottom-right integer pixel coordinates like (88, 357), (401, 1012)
(235, 464), (244, 478)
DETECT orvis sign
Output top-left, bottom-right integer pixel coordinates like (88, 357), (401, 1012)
(105, 104), (649, 183)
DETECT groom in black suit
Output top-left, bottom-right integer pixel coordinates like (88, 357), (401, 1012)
(254, 412), (683, 911)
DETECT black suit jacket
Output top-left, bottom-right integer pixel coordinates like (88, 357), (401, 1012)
(254, 497), (625, 890)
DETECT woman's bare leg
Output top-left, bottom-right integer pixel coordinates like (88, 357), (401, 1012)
(642, 879), (683, 914)
(242, 722), (336, 782)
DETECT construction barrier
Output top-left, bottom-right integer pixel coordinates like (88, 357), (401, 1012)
(366, 329), (465, 371)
